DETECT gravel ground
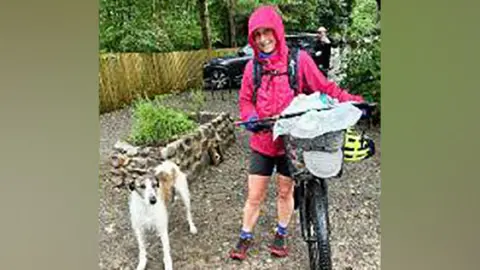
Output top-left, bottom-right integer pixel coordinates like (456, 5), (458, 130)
(98, 88), (381, 270)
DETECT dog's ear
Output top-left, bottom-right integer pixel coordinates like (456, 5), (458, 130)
(156, 171), (168, 182)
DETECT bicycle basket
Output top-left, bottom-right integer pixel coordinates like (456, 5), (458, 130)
(283, 129), (346, 179)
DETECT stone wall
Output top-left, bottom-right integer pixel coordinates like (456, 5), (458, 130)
(108, 112), (235, 187)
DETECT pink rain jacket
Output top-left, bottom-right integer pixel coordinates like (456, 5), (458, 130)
(239, 5), (364, 157)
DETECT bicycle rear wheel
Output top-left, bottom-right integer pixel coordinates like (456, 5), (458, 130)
(305, 178), (332, 270)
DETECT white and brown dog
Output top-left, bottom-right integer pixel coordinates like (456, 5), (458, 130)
(128, 160), (197, 270)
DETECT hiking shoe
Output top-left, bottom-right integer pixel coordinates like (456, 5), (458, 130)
(269, 232), (289, 257)
(229, 237), (253, 260)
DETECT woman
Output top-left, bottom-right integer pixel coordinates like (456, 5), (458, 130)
(230, 5), (364, 260)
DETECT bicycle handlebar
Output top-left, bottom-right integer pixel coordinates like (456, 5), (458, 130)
(234, 102), (377, 126)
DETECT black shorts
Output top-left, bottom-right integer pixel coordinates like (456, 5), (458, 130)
(249, 150), (292, 177)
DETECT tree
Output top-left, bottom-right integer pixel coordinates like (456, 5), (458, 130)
(226, 0), (237, 47)
(198, 0), (212, 49)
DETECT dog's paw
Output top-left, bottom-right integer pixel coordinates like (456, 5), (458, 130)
(163, 256), (173, 270)
(135, 251), (147, 270)
(135, 262), (147, 270)
(189, 225), (198, 234)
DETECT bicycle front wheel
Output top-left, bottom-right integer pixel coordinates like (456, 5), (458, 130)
(305, 178), (332, 270)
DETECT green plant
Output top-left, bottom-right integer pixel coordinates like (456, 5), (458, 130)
(346, 0), (378, 39)
(339, 0), (380, 105)
(187, 88), (206, 122)
(129, 95), (198, 146)
(340, 36), (380, 104)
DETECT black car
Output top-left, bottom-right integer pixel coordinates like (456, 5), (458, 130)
(203, 33), (318, 90)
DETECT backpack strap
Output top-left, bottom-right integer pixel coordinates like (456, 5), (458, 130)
(287, 47), (300, 95)
(252, 47), (301, 105)
(252, 58), (262, 105)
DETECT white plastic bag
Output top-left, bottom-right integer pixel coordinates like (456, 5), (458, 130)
(273, 92), (363, 141)
(273, 93), (363, 179)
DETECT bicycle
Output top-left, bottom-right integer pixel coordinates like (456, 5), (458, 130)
(235, 101), (377, 270)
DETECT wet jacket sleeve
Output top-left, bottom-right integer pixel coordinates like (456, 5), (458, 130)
(299, 51), (364, 102)
(238, 61), (258, 121)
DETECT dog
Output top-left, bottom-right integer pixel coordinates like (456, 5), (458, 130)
(128, 160), (197, 270)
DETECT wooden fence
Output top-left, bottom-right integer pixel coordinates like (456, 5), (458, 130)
(99, 48), (238, 113)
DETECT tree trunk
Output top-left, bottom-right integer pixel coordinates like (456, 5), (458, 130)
(226, 0), (237, 47)
(375, 0), (381, 24)
(152, 0), (159, 24)
(198, 0), (212, 50)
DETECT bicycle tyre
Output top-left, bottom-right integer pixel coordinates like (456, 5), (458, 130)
(305, 178), (332, 270)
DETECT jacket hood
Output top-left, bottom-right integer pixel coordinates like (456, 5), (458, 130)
(247, 5), (289, 64)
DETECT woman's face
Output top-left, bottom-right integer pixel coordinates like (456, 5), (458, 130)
(253, 28), (276, 54)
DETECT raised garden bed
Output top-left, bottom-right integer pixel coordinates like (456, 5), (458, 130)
(108, 111), (236, 187)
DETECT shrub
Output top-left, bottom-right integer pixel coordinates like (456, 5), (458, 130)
(187, 87), (206, 122)
(340, 0), (381, 105)
(346, 0), (378, 39)
(129, 95), (198, 146)
(340, 35), (380, 104)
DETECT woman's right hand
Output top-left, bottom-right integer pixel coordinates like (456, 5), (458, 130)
(243, 115), (273, 133)
(244, 115), (260, 132)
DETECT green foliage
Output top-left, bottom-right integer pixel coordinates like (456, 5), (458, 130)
(183, 87), (207, 122)
(276, 0), (319, 32)
(129, 95), (198, 146)
(189, 88), (206, 112)
(340, 36), (380, 103)
(99, 0), (173, 52)
(340, 0), (380, 105)
(346, 0), (378, 39)
(99, 0), (360, 52)
(158, 2), (212, 51)
(208, 0), (233, 47)
(100, 0), (209, 53)
(232, 0), (325, 36)
(315, 0), (354, 35)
